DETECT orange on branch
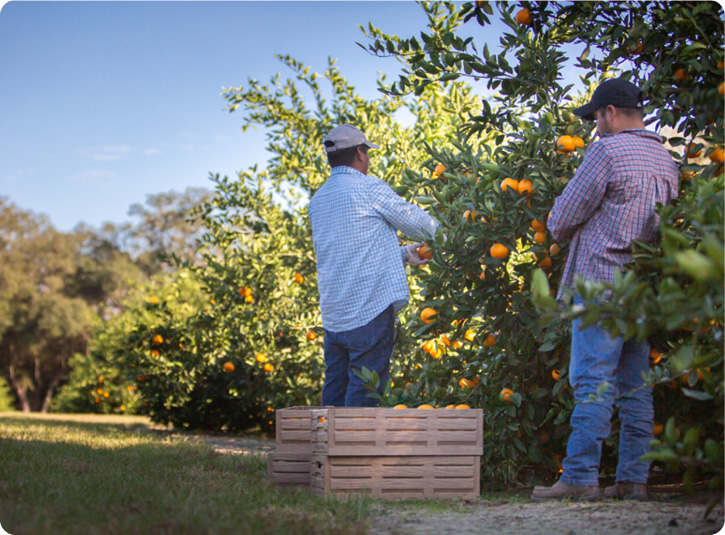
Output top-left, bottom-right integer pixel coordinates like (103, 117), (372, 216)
(263, 363), (274, 373)
(434, 163), (446, 179)
(538, 257), (553, 271)
(418, 244), (433, 260)
(306, 331), (317, 341)
(490, 243), (509, 259)
(552, 369), (561, 380)
(223, 362), (235, 373)
(418, 404), (434, 409)
(483, 334), (497, 347)
(515, 7), (532, 25)
(709, 147), (724, 164)
(294, 273), (305, 283)
(420, 307), (438, 324)
(534, 231), (547, 244)
(572, 136), (585, 148)
(549, 243), (561, 256)
(455, 404), (471, 409)
(673, 68), (689, 83)
(556, 135), (576, 153)
(517, 179), (533, 195)
(686, 142), (701, 158)
(531, 219), (546, 232)
(500, 388), (514, 402)
(463, 210), (477, 223)
(500, 177), (519, 192)
(255, 352), (268, 363)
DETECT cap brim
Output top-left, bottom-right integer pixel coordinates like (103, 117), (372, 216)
(572, 101), (598, 121)
(364, 141), (380, 150)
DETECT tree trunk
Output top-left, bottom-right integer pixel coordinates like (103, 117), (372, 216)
(8, 364), (30, 412)
(40, 374), (63, 413)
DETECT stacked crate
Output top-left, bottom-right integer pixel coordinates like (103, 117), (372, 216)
(267, 406), (323, 486)
(309, 407), (483, 500)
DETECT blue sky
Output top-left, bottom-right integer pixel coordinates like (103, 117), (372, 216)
(0, 1), (520, 232)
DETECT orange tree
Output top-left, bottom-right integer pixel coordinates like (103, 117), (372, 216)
(114, 55), (484, 432)
(359, 0), (723, 488)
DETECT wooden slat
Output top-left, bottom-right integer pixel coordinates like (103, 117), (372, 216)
(267, 451), (312, 486)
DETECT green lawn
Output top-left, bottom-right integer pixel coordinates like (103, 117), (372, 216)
(0, 413), (370, 535)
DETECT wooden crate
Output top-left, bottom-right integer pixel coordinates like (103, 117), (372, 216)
(267, 451), (311, 486)
(275, 406), (326, 453)
(311, 407), (484, 456)
(310, 454), (480, 500)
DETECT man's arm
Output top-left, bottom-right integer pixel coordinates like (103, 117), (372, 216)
(368, 178), (439, 242)
(548, 142), (612, 243)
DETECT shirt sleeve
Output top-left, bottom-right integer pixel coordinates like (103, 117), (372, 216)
(368, 178), (439, 241)
(548, 141), (612, 243)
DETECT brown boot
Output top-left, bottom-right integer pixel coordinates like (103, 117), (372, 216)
(531, 480), (602, 502)
(603, 482), (648, 501)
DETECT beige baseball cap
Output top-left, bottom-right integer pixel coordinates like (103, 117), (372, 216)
(323, 124), (380, 153)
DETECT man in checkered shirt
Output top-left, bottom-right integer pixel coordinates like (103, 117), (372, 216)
(309, 124), (439, 407)
(532, 79), (680, 503)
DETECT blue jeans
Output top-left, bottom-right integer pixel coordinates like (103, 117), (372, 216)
(321, 304), (394, 407)
(561, 299), (654, 486)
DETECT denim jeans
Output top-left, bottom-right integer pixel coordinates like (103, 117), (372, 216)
(561, 298), (654, 486)
(321, 304), (394, 407)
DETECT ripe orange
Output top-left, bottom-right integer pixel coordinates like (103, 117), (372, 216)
(533, 231), (547, 244)
(294, 273), (305, 284)
(681, 170), (695, 180)
(709, 147), (724, 164)
(420, 307), (438, 324)
(549, 243), (560, 256)
(459, 378), (475, 388)
(490, 243), (509, 259)
(515, 7), (532, 25)
(256, 352), (268, 363)
(685, 142), (701, 158)
(451, 340), (463, 349)
(429, 346), (443, 359)
(500, 388), (514, 402)
(556, 135), (576, 153)
(653, 423), (664, 436)
(483, 334), (496, 347)
(445, 404), (456, 409)
(263, 363), (274, 372)
(440, 336), (451, 347)
(501, 177), (519, 192)
(479, 268), (486, 280)
(517, 179), (533, 195)
(455, 404), (471, 409)
(152, 334), (164, 345)
(673, 68), (689, 82)
(393, 404), (408, 409)
(531, 219), (546, 232)
(423, 340), (435, 353)
(464, 329), (476, 342)
(434, 163), (446, 179)
(223, 362), (235, 373)
(239, 286), (252, 297)
(149, 296), (158, 304)
(463, 209), (477, 223)
(552, 369), (560, 380)
(306, 331), (317, 341)
(718, 60), (724, 69)
(418, 404), (434, 409)
(151, 349), (160, 357)
(649, 347), (662, 360)
(572, 136), (585, 148)
(418, 244), (433, 260)
(719, 82), (724, 96)
(538, 257), (553, 271)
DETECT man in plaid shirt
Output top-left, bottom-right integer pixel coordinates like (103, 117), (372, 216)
(532, 79), (680, 502)
(309, 124), (439, 407)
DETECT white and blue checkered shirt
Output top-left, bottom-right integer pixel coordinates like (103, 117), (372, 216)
(309, 166), (439, 333)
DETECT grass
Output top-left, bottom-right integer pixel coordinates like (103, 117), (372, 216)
(0, 413), (371, 535)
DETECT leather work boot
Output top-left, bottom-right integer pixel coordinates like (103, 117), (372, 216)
(603, 482), (648, 501)
(531, 480), (602, 502)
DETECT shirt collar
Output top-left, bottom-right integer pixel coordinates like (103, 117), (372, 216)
(601, 129), (664, 143)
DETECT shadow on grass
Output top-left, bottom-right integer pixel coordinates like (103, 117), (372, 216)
(0, 416), (370, 535)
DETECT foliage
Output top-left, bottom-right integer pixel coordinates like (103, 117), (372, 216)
(0, 375), (15, 411)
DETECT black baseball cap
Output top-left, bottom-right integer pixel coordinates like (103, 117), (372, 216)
(573, 78), (644, 121)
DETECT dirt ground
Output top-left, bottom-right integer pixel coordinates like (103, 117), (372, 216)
(159, 427), (724, 535)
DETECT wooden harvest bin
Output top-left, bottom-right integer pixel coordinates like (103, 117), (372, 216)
(275, 406), (326, 453)
(267, 451), (311, 486)
(310, 453), (481, 500)
(311, 407), (484, 456)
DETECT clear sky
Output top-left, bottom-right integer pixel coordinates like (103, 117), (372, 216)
(0, 1), (519, 233)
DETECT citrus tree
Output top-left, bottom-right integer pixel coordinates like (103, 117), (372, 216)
(112, 55), (484, 432)
(358, 0), (723, 488)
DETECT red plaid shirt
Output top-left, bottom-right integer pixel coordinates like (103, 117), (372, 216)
(548, 129), (680, 300)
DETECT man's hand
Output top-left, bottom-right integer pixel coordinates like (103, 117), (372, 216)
(404, 243), (429, 266)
